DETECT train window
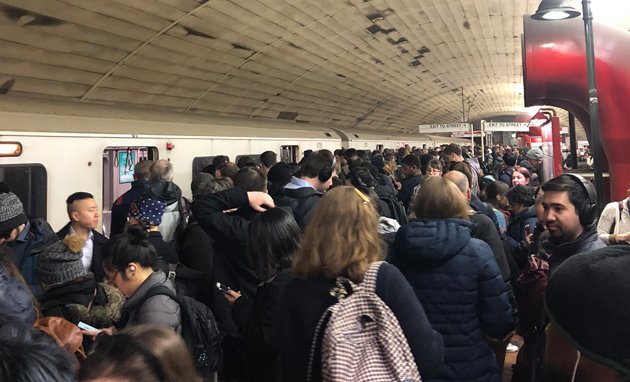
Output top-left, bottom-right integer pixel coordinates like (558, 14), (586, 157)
(234, 154), (261, 166)
(280, 145), (300, 163)
(0, 164), (47, 220)
(101, 146), (156, 237)
(376, 144), (384, 151)
(192, 156), (216, 176)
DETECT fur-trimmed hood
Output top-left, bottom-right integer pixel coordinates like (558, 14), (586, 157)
(39, 274), (125, 328)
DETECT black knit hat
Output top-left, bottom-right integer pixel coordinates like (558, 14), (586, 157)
(268, 163), (293, 186)
(0, 192), (27, 234)
(37, 235), (87, 286)
(545, 245), (630, 375)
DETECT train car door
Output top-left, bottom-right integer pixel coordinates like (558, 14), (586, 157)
(280, 145), (299, 163)
(102, 146), (156, 237)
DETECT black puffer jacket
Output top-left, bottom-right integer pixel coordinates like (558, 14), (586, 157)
(273, 187), (322, 230)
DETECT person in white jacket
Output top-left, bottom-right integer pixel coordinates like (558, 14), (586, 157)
(597, 183), (630, 244)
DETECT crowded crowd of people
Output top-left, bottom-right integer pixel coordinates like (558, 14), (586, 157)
(1, 143), (629, 382)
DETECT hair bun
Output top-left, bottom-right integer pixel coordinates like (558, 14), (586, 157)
(126, 224), (148, 243)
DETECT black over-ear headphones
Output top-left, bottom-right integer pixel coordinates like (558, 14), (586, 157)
(318, 158), (337, 183)
(565, 173), (597, 226)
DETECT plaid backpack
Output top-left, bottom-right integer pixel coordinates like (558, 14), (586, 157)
(307, 261), (421, 382)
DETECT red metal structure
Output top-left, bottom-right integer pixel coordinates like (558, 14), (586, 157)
(523, 16), (630, 202)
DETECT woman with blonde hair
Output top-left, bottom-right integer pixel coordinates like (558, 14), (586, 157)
(392, 176), (513, 382)
(277, 186), (443, 381)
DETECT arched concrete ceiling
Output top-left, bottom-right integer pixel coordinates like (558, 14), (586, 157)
(0, 0), (629, 133)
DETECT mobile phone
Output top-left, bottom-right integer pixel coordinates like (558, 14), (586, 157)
(78, 321), (101, 333)
(216, 282), (231, 294)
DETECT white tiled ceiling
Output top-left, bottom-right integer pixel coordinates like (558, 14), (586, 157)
(0, 0), (628, 133)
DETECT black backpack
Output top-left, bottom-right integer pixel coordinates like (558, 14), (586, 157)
(137, 286), (223, 378)
(379, 195), (408, 225)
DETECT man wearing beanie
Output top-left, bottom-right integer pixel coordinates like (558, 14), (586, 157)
(37, 235), (124, 328)
(0, 185), (57, 296)
(544, 245), (630, 381)
(521, 147), (544, 185)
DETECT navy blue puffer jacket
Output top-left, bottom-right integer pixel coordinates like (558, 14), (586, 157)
(392, 219), (513, 382)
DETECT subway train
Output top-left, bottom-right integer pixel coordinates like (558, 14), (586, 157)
(0, 96), (468, 234)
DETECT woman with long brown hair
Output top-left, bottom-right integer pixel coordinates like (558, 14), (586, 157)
(392, 177), (513, 382)
(277, 186), (443, 381)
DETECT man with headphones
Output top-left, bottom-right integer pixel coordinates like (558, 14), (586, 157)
(540, 174), (606, 273)
(273, 150), (336, 230)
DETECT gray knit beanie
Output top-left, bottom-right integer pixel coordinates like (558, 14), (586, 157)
(37, 235), (87, 286)
(0, 192), (28, 234)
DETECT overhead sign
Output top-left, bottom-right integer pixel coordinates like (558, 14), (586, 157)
(418, 122), (471, 133)
(483, 122), (530, 132)
(452, 131), (482, 138)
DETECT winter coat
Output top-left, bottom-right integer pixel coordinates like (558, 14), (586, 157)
(39, 273), (124, 328)
(277, 262), (444, 382)
(109, 180), (150, 237)
(544, 226), (606, 273)
(273, 186), (322, 230)
(392, 219), (513, 382)
(177, 219), (215, 305)
(146, 181), (183, 243)
(8, 219), (59, 296)
(398, 174), (423, 211)
(231, 268), (294, 382)
(191, 187), (260, 298)
(0, 261), (36, 326)
(147, 231), (178, 264)
(118, 270), (181, 332)
(57, 223), (109, 282)
(504, 206), (538, 265)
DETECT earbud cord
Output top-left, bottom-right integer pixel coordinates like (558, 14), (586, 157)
(570, 350), (581, 382)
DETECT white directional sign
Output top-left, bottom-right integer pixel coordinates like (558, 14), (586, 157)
(483, 122), (530, 132)
(418, 122), (471, 133)
(452, 131), (482, 138)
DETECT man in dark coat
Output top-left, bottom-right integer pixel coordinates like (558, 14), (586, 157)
(540, 174), (606, 272)
(57, 192), (108, 282)
(1, 188), (58, 296)
(398, 154), (423, 212)
(109, 159), (152, 237)
(273, 150), (335, 230)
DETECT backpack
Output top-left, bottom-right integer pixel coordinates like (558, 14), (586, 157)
(137, 285), (223, 378)
(307, 262), (421, 382)
(514, 255), (549, 338)
(379, 195), (408, 225)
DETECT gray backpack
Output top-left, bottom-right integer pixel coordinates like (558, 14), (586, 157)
(308, 261), (421, 382)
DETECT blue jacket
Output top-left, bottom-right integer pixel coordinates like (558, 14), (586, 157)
(392, 219), (513, 382)
(0, 262), (36, 326)
(505, 206), (538, 263)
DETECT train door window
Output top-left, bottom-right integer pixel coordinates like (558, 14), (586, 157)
(280, 145), (300, 163)
(234, 154), (261, 167)
(0, 164), (47, 220)
(101, 146), (156, 237)
(376, 144), (384, 152)
(192, 156), (215, 177)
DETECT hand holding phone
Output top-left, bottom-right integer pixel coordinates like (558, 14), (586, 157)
(216, 282), (231, 295)
(78, 321), (101, 333)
